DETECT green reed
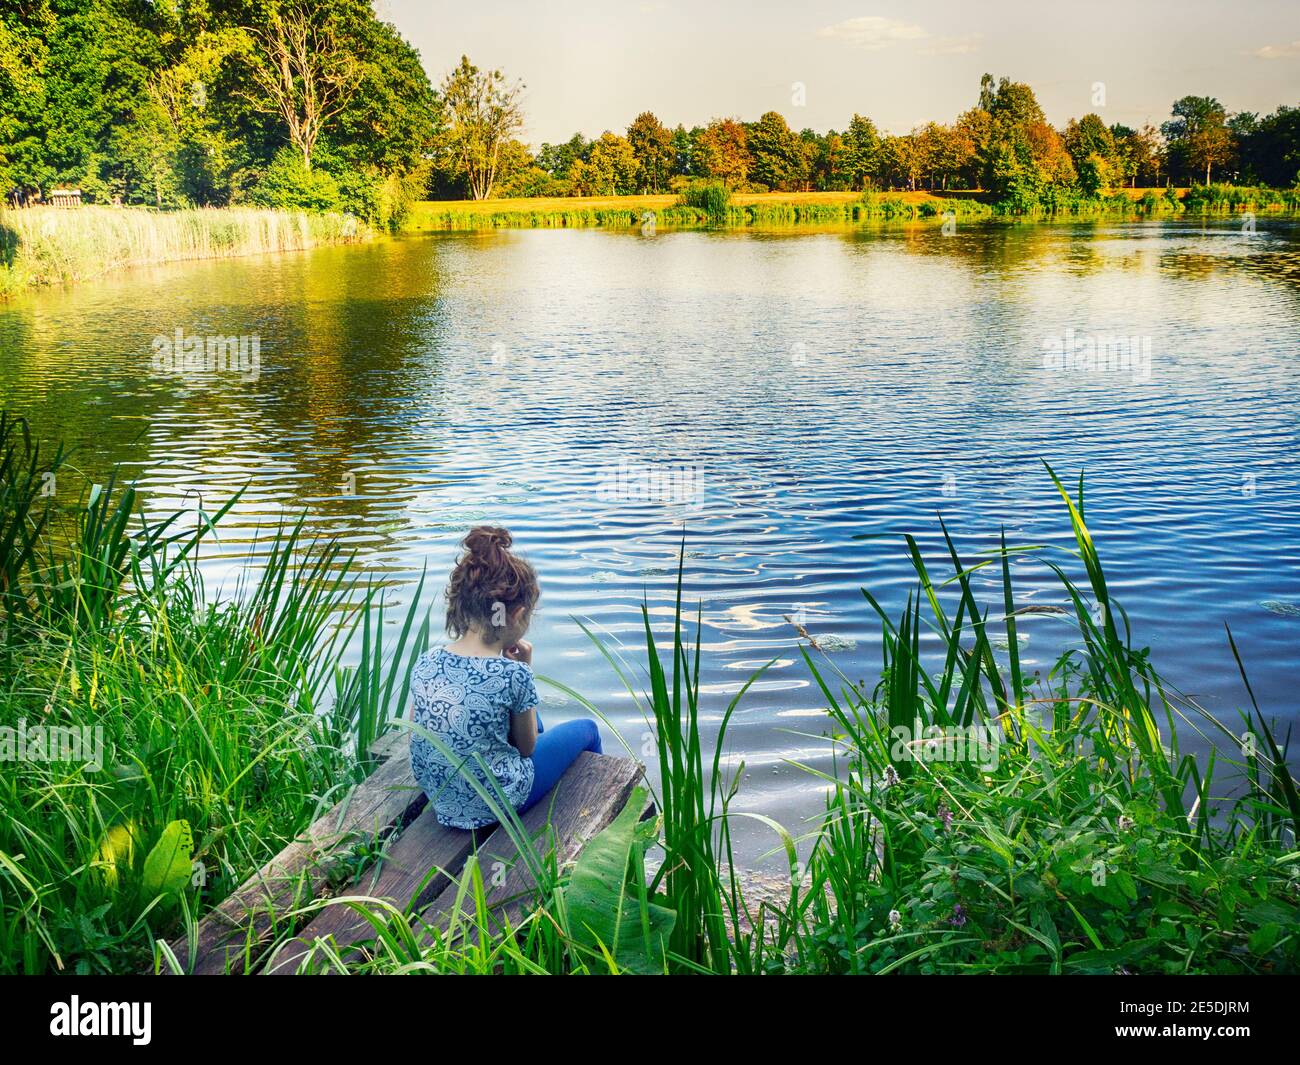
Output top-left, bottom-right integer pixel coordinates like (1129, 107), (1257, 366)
(0, 205), (368, 295)
(0, 414), (426, 973)
(781, 464), (1298, 973)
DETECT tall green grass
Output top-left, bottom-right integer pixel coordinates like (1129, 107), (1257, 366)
(0, 205), (368, 295)
(783, 466), (1298, 973)
(407, 191), (995, 231)
(1184, 184), (1300, 213)
(0, 413), (425, 973)
(677, 181), (732, 224)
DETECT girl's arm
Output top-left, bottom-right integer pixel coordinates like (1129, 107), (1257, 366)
(510, 707), (538, 757)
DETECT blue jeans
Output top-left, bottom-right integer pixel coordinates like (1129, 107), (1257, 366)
(521, 717), (602, 810)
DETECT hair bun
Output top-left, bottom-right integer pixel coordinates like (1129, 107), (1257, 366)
(446, 525), (539, 639)
(463, 525), (512, 557)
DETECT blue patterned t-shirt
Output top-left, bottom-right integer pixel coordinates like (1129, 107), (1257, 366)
(409, 648), (539, 829)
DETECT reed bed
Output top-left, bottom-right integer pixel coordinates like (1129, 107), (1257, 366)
(0, 205), (368, 295)
(408, 189), (994, 231)
(407, 183), (1300, 231)
(0, 413), (425, 973)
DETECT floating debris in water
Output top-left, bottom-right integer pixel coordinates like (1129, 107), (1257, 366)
(993, 633), (1031, 650)
(815, 634), (856, 652)
(590, 571), (619, 584)
(1260, 600), (1300, 618)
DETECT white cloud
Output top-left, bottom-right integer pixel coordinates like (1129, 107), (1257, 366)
(817, 16), (929, 51)
(1253, 39), (1300, 60)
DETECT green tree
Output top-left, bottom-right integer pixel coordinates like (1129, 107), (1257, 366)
(38, 2), (162, 201)
(747, 111), (808, 191)
(977, 74), (1074, 207)
(242, 1), (362, 172)
(1237, 105), (1300, 187)
(1162, 96), (1234, 185)
(0, 2), (54, 202)
(1065, 114), (1118, 194)
(626, 111), (673, 192)
(572, 131), (638, 195)
(841, 113), (880, 190)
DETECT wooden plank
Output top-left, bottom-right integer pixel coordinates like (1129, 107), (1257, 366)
(166, 746), (425, 975)
(367, 728), (407, 764)
(262, 806), (480, 975)
(418, 753), (647, 939)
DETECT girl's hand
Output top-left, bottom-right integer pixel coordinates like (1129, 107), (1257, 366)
(503, 639), (532, 665)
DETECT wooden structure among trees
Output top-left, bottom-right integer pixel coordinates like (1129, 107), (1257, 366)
(162, 731), (647, 975)
(48, 188), (82, 207)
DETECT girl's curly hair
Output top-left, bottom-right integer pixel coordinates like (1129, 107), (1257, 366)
(445, 525), (539, 641)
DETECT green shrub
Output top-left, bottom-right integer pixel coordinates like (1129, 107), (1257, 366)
(676, 181), (731, 223)
(246, 149), (343, 214)
(0, 416), (427, 973)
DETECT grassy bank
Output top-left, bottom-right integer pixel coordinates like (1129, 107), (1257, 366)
(0, 206), (370, 297)
(3, 413), (1296, 974)
(0, 413), (424, 973)
(407, 184), (1300, 232)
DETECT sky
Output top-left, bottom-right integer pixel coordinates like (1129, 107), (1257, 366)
(381, 0), (1300, 147)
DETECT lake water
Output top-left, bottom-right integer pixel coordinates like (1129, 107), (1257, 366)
(2, 218), (1298, 864)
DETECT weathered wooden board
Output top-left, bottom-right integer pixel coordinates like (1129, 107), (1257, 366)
(366, 728), (408, 765)
(262, 805), (480, 974)
(167, 744), (424, 975)
(418, 752), (648, 939)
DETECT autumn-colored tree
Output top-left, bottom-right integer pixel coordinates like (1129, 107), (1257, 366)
(977, 74), (1074, 207)
(626, 111), (673, 192)
(572, 131), (637, 195)
(694, 117), (751, 189)
(953, 107), (991, 188)
(440, 54), (524, 199)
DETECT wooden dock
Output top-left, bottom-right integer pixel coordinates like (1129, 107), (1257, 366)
(163, 733), (646, 975)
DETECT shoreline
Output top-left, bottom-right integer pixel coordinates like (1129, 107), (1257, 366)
(3, 188), (1296, 298)
(0, 205), (371, 299)
(404, 185), (1298, 232)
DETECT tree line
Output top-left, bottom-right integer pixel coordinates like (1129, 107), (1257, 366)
(485, 76), (1299, 209)
(3, 2), (1298, 221)
(0, 0), (437, 223)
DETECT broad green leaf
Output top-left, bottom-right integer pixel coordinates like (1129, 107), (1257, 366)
(562, 786), (675, 974)
(140, 820), (194, 903)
